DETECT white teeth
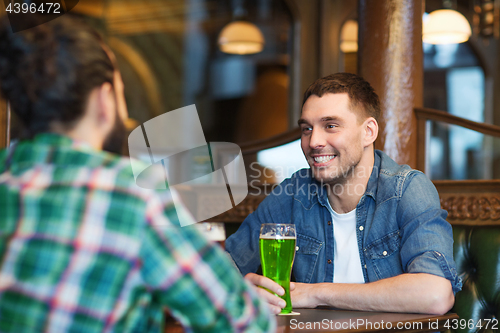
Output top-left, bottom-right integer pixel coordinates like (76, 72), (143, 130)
(314, 155), (335, 163)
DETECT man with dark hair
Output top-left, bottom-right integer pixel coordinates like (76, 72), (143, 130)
(0, 15), (275, 332)
(302, 72), (381, 121)
(226, 72), (461, 315)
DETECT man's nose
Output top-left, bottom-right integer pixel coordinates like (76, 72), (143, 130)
(309, 128), (325, 149)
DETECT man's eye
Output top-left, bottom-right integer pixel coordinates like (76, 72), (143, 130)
(326, 124), (337, 129)
(301, 126), (312, 132)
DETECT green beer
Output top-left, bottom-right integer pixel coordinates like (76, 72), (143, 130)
(259, 235), (296, 314)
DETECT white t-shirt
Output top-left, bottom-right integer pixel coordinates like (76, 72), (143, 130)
(326, 202), (365, 284)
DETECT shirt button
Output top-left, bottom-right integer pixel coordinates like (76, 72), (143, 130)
(382, 251), (388, 256)
(296, 246), (299, 251)
(359, 226), (364, 231)
(327, 259), (332, 264)
(327, 221), (332, 226)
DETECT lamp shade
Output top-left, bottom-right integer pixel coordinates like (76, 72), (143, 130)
(423, 9), (471, 44)
(218, 21), (265, 55)
(340, 19), (358, 53)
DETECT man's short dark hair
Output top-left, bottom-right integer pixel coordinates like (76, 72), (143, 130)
(302, 72), (381, 123)
(0, 14), (115, 137)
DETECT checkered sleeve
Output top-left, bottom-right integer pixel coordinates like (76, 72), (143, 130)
(139, 194), (276, 333)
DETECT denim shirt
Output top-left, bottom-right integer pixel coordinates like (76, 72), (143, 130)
(226, 150), (462, 293)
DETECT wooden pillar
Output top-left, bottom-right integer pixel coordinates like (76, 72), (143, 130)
(0, 99), (8, 148)
(358, 0), (423, 168)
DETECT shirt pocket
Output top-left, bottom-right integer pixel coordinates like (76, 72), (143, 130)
(364, 230), (403, 279)
(293, 233), (323, 283)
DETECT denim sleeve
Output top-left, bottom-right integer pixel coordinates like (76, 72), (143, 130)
(226, 179), (293, 276)
(397, 171), (462, 294)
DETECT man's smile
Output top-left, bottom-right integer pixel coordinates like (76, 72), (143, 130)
(312, 154), (337, 166)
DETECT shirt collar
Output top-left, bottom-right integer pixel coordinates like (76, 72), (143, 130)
(364, 150), (382, 200)
(3, 132), (106, 173)
(30, 132), (95, 152)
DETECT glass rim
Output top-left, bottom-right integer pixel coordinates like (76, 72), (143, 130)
(259, 223), (296, 238)
(260, 223), (295, 227)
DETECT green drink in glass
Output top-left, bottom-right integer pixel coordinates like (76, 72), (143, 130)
(259, 223), (296, 314)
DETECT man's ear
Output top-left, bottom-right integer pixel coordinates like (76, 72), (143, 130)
(363, 117), (378, 147)
(95, 82), (116, 126)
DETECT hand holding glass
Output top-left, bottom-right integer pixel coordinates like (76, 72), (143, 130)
(259, 223), (296, 314)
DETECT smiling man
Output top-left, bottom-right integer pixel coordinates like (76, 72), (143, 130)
(225, 73), (462, 315)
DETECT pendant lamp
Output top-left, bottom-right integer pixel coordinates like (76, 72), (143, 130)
(340, 20), (358, 53)
(423, 9), (471, 44)
(218, 20), (265, 55)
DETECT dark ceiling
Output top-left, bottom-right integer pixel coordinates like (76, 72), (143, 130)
(425, 0), (478, 14)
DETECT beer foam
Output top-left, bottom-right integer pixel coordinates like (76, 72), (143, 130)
(259, 236), (296, 240)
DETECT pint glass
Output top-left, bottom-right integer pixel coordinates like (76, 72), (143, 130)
(259, 223), (296, 314)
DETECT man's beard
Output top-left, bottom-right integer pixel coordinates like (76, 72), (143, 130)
(103, 111), (127, 155)
(311, 149), (363, 186)
(313, 160), (360, 186)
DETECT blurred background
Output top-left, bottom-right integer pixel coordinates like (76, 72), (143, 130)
(2, 0), (500, 182)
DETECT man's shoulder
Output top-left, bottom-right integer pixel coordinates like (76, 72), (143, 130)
(93, 150), (137, 178)
(85, 151), (164, 196)
(54, 147), (138, 184)
(374, 150), (431, 199)
(9, 138), (158, 200)
(375, 150), (416, 178)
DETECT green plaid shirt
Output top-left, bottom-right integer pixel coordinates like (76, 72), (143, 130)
(0, 133), (275, 333)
